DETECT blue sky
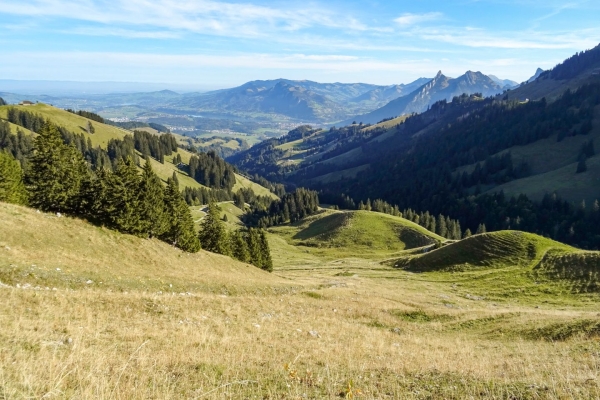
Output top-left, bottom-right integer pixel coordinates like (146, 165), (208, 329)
(0, 0), (599, 90)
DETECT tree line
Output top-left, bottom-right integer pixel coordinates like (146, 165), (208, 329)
(244, 188), (320, 228)
(65, 109), (105, 123)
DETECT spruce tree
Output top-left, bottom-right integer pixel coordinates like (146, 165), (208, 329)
(436, 214), (447, 237)
(0, 151), (28, 205)
(162, 178), (200, 252)
(476, 223), (487, 234)
(258, 229), (273, 272)
(104, 158), (143, 234)
(198, 202), (230, 255)
(246, 228), (263, 268)
(463, 228), (472, 238)
(26, 121), (89, 213)
(138, 158), (168, 238)
(231, 230), (250, 263)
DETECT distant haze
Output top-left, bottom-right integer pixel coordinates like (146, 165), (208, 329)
(0, 80), (216, 95)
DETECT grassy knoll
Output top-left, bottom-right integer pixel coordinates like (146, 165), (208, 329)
(2, 204), (600, 398)
(268, 210), (443, 261)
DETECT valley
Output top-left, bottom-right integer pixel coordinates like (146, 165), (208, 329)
(2, 27), (600, 400)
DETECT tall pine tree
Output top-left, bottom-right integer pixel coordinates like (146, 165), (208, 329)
(162, 178), (200, 252)
(104, 158), (143, 235)
(0, 151), (28, 205)
(138, 158), (168, 238)
(198, 202), (230, 255)
(26, 121), (88, 213)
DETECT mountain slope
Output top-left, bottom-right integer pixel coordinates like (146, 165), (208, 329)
(343, 70), (506, 125)
(507, 43), (600, 101)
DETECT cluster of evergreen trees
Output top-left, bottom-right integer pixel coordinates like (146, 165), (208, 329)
(198, 203), (272, 271)
(244, 188), (319, 228)
(2, 121), (199, 251)
(3, 108), (138, 171)
(133, 130), (178, 163)
(187, 151), (236, 190)
(6, 108), (46, 132)
(107, 120), (170, 133)
(65, 109), (105, 123)
(540, 43), (600, 81)
(0, 120), (276, 268)
(0, 121), (34, 168)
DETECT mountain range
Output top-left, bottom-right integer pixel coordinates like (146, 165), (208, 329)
(340, 70), (514, 125)
(0, 72), (520, 125)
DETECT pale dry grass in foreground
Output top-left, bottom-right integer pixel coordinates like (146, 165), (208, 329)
(1, 278), (599, 399)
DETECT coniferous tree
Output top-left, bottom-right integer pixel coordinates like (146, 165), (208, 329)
(138, 158), (168, 238)
(436, 214), (447, 238)
(476, 223), (487, 234)
(247, 228), (263, 268)
(230, 230), (251, 263)
(26, 121), (89, 213)
(258, 229), (273, 272)
(0, 151), (28, 205)
(198, 202), (230, 255)
(162, 178), (200, 252)
(463, 228), (472, 238)
(104, 158), (143, 234)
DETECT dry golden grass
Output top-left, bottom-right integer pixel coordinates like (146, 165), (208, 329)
(1, 203), (600, 399)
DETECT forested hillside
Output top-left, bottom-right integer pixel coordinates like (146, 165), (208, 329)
(229, 43), (600, 249)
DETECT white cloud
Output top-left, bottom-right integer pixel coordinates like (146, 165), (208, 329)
(0, 0), (376, 39)
(415, 26), (600, 50)
(394, 12), (443, 27)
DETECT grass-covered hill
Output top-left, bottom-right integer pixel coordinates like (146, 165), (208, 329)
(0, 202), (283, 293)
(268, 209), (443, 260)
(392, 230), (600, 294)
(0, 103), (276, 199)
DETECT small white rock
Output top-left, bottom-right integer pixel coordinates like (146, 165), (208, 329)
(253, 324), (261, 328)
(86, 280), (93, 284)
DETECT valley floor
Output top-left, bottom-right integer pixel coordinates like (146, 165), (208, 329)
(1, 204), (599, 399)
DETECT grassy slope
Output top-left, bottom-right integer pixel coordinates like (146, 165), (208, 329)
(0, 103), (129, 147)
(490, 152), (600, 204)
(506, 69), (600, 102)
(2, 202), (600, 398)
(0, 202), (284, 293)
(6, 121), (35, 135)
(452, 105), (600, 204)
(361, 115), (409, 132)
